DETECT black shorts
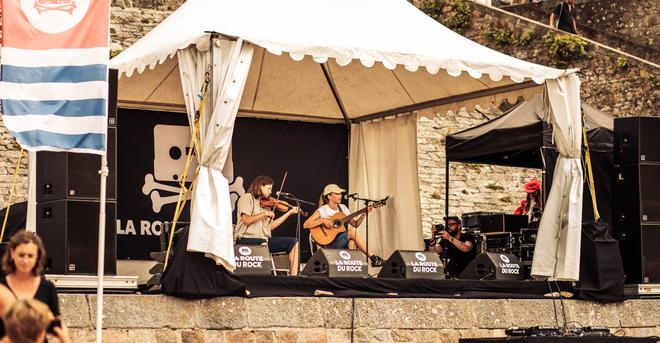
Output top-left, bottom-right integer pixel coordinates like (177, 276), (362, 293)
(236, 236), (298, 254)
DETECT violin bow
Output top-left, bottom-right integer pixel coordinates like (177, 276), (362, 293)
(267, 171), (288, 224)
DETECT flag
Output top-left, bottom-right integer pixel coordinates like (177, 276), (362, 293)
(1, 0), (110, 154)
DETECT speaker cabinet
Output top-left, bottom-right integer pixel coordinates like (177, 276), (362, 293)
(613, 163), (660, 224)
(37, 200), (116, 275)
(301, 249), (368, 277)
(377, 250), (444, 279)
(233, 245), (273, 275)
(459, 252), (525, 280)
(614, 116), (660, 165)
(36, 127), (117, 202)
(618, 223), (659, 284)
(108, 68), (118, 127)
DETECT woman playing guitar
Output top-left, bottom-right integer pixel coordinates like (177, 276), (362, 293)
(234, 175), (300, 275)
(303, 184), (385, 267)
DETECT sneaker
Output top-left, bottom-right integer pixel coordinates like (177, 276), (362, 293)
(370, 255), (385, 267)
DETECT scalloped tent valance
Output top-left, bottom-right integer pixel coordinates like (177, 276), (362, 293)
(109, 0), (574, 122)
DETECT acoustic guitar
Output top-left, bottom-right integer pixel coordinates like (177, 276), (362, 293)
(310, 197), (389, 246)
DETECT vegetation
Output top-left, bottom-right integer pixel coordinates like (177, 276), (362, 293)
(544, 32), (589, 66)
(615, 56), (629, 69)
(441, 0), (472, 33)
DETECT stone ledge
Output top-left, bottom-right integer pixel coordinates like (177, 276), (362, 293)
(58, 294), (660, 331)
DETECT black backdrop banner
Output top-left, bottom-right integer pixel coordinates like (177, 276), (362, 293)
(118, 109), (348, 260)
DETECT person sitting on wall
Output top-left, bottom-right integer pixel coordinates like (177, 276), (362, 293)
(514, 179), (543, 229)
(427, 216), (476, 278)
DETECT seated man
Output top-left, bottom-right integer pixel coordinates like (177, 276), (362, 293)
(427, 216), (477, 278)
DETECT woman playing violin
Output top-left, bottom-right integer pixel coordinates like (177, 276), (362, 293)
(234, 175), (300, 275)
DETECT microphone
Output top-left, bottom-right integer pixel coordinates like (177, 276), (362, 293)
(276, 191), (294, 197)
(343, 192), (358, 200)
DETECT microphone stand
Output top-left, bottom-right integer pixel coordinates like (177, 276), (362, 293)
(280, 194), (315, 275)
(353, 196), (377, 266)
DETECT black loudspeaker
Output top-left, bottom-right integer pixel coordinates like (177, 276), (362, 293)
(232, 245), (273, 275)
(618, 223), (660, 284)
(614, 116), (660, 165)
(36, 127), (117, 202)
(377, 250), (444, 279)
(36, 200), (116, 275)
(462, 213), (528, 233)
(301, 249), (368, 277)
(108, 68), (118, 127)
(613, 163), (660, 224)
(459, 252), (524, 280)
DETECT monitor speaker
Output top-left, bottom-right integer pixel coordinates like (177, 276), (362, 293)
(36, 199), (116, 275)
(459, 252), (524, 280)
(232, 245), (273, 275)
(377, 250), (444, 279)
(301, 249), (368, 277)
(36, 127), (117, 202)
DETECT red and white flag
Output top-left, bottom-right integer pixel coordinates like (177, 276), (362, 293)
(1, 0), (110, 154)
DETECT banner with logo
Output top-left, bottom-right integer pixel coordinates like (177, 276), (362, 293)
(117, 109), (348, 260)
(0, 0), (110, 154)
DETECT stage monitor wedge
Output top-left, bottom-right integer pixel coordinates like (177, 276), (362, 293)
(378, 250), (444, 279)
(301, 249), (368, 278)
(459, 252), (524, 280)
(233, 245), (273, 275)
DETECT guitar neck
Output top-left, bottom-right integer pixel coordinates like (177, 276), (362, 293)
(340, 206), (370, 225)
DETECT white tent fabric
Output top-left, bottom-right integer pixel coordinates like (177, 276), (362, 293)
(109, 0), (584, 280)
(178, 38), (254, 270)
(349, 115), (423, 260)
(532, 75), (584, 280)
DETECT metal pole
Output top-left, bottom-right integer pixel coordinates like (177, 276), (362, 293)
(26, 152), (37, 233)
(95, 153), (109, 343)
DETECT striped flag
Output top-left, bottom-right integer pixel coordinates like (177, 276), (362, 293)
(1, 0), (110, 154)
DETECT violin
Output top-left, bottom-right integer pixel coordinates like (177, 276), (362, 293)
(260, 196), (308, 217)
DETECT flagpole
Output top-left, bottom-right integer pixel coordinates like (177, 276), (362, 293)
(96, 153), (109, 343)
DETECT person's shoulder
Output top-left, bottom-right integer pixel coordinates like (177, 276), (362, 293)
(40, 277), (57, 290)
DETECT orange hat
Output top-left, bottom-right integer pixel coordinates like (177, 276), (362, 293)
(524, 179), (541, 193)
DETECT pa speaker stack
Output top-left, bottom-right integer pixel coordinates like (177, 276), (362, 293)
(613, 116), (660, 284)
(35, 69), (118, 275)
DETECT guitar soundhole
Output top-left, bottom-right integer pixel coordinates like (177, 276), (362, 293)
(333, 220), (341, 228)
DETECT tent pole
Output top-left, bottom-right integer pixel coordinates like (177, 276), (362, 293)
(95, 151), (109, 343)
(444, 158), (449, 226)
(320, 63), (351, 127)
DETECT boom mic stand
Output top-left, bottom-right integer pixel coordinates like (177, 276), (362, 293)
(353, 196), (378, 266)
(280, 194), (315, 274)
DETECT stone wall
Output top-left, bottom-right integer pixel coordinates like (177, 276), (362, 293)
(0, 118), (28, 206)
(416, 107), (540, 237)
(503, 0), (659, 63)
(60, 294), (660, 343)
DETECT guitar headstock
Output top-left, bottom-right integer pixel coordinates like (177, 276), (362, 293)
(371, 196), (389, 209)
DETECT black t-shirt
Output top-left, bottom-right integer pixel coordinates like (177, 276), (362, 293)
(0, 276), (60, 338)
(553, 3), (577, 34)
(443, 232), (477, 278)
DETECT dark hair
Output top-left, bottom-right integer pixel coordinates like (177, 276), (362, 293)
(247, 175), (274, 198)
(2, 230), (47, 276)
(318, 193), (331, 208)
(524, 190), (542, 214)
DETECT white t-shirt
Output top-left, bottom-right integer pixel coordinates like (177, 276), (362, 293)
(317, 204), (350, 219)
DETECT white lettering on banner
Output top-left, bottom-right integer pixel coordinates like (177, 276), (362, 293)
(237, 255), (264, 262)
(117, 220), (168, 236)
(140, 220), (153, 235)
(124, 220), (136, 235)
(411, 261), (439, 267)
(333, 259), (364, 266)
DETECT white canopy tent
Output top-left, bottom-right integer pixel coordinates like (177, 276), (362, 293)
(110, 0), (583, 280)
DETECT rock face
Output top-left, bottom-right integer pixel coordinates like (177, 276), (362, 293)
(62, 294), (660, 343)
